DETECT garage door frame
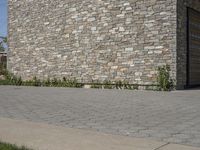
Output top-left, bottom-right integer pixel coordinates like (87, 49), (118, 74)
(186, 7), (200, 88)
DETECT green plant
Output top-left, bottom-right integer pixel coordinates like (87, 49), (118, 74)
(0, 70), (23, 86)
(0, 141), (32, 150)
(91, 84), (102, 89)
(0, 63), (6, 75)
(31, 76), (41, 86)
(0, 69), (154, 91)
(157, 65), (174, 91)
(13, 76), (23, 85)
(0, 68), (84, 88)
(115, 81), (123, 89)
(0, 36), (7, 52)
(51, 77), (59, 87)
(123, 81), (139, 90)
(44, 78), (51, 87)
(103, 80), (113, 89)
(61, 78), (83, 88)
(90, 80), (139, 90)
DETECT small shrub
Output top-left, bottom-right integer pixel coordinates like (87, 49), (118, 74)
(115, 81), (123, 89)
(123, 81), (139, 90)
(0, 63), (6, 75)
(0, 69), (155, 91)
(157, 65), (174, 91)
(103, 80), (113, 89)
(91, 83), (102, 89)
(51, 78), (59, 87)
(14, 76), (23, 86)
(43, 78), (51, 87)
(0, 70), (23, 86)
(0, 141), (32, 150)
(0, 79), (10, 85)
(90, 80), (139, 90)
(62, 78), (83, 88)
(32, 76), (41, 86)
(0, 69), (84, 88)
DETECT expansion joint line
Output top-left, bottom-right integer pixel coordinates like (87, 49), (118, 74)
(154, 142), (170, 150)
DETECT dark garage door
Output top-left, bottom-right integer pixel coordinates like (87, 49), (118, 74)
(187, 8), (200, 86)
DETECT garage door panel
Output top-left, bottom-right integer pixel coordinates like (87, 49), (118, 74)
(190, 18), (200, 24)
(190, 28), (200, 34)
(190, 67), (200, 72)
(190, 52), (200, 57)
(190, 40), (200, 46)
(188, 8), (200, 86)
(190, 69), (200, 74)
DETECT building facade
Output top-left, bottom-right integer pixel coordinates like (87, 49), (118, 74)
(8, 0), (200, 89)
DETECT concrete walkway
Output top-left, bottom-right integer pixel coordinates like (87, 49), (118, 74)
(0, 117), (200, 150)
(0, 86), (200, 147)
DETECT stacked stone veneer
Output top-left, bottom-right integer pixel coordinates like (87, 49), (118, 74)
(8, 0), (178, 85)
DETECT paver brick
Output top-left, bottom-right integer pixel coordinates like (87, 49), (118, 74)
(0, 86), (200, 147)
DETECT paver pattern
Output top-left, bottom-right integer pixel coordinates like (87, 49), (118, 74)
(0, 86), (200, 147)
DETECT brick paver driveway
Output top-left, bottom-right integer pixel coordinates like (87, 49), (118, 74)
(0, 86), (200, 147)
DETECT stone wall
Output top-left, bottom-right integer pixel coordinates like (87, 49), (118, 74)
(177, 0), (200, 89)
(8, 0), (177, 85)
